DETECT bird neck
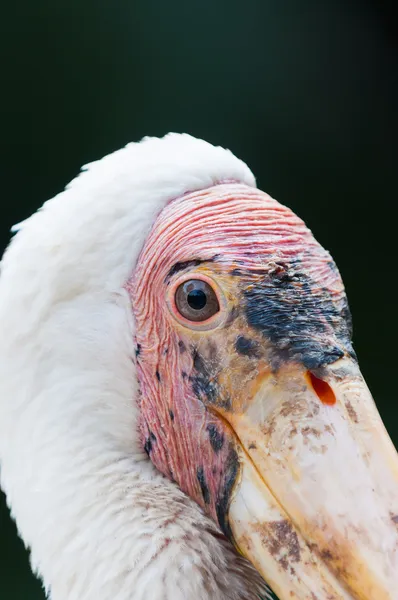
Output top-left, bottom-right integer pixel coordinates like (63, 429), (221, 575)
(0, 133), (263, 599)
(0, 289), (157, 598)
(0, 289), (264, 600)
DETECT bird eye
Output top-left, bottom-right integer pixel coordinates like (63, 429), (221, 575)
(175, 279), (220, 322)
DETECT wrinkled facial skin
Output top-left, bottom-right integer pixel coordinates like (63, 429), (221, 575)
(129, 184), (350, 519)
(128, 184), (398, 600)
(129, 184), (347, 522)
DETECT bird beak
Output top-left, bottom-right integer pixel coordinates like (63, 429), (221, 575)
(223, 358), (398, 600)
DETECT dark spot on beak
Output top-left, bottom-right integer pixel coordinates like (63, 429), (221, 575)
(320, 548), (334, 562)
(235, 335), (261, 358)
(155, 370), (161, 382)
(206, 424), (224, 453)
(169, 409), (174, 421)
(256, 520), (301, 571)
(345, 400), (359, 423)
(196, 466), (210, 504)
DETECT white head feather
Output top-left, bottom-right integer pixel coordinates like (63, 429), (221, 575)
(0, 134), (268, 600)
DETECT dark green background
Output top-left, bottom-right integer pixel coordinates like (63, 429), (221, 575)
(1, 1), (397, 598)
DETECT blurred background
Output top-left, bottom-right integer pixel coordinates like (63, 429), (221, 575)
(1, 1), (397, 598)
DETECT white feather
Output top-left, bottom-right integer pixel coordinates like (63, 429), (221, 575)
(0, 134), (267, 599)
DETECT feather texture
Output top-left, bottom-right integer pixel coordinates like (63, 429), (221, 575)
(0, 134), (269, 599)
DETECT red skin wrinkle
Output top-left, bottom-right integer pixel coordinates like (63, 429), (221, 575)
(125, 183), (346, 526)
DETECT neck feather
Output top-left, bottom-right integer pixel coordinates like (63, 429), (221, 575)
(0, 288), (265, 600)
(0, 133), (265, 599)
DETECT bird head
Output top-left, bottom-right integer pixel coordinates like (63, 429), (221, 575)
(0, 134), (397, 600)
(129, 180), (398, 599)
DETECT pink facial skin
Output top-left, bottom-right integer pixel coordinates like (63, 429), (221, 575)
(126, 183), (352, 536)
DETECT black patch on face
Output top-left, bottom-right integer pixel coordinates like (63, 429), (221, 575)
(197, 466), (210, 504)
(191, 350), (231, 409)
(191, 350), (218, 403)
(216, 449), (239, 539)
(135, 343), (141, 358)
(150, 431), (157, 442)
(244, 264), (354, 369)
(206, 424), (224, 453)
(235, 335), (261, 358)
(155, 370), (161, 382)
(169, 409), (174, 421)
(165, 255), (220, 282)
(191, 372), (219, 404)
(166, 260), (203, 280)
(144, 438), (152, 455)
(193, 349), (205, 371)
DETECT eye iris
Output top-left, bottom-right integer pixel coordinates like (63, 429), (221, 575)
(187, 289), (207, 310)
(174, 279), (220, 323)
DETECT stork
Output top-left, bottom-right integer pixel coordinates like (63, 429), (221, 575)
(0, 134), (397, 600)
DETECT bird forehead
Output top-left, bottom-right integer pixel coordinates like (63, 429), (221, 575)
(149, 183), (313, 263)
(135, 182), (340, 296)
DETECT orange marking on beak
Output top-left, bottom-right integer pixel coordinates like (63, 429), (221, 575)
(308, 371), (336, 405)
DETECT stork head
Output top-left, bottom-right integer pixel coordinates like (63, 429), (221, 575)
(129, 180), (398, 599)
(0, 134), (397, 600)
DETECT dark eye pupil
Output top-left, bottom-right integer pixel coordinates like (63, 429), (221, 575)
(174, 278), (220, 323)
(187, 289), (207, 310)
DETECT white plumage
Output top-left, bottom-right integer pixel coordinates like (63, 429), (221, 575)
(0, 134), (267, 599)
